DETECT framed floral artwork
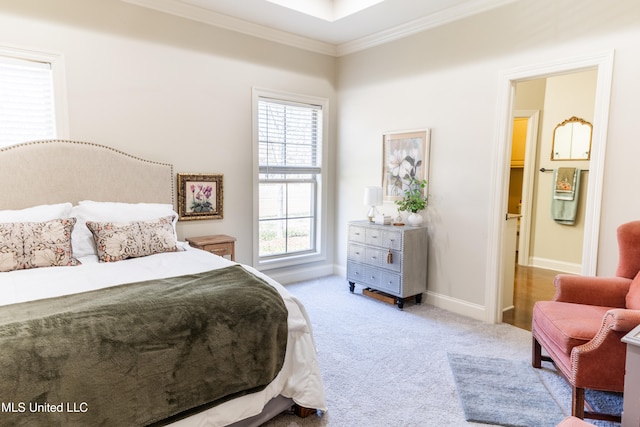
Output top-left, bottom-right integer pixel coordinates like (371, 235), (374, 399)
(382, 129), (430, 202)
(177, 173), (223, 220)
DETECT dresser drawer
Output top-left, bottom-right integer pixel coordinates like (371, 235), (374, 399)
(362, 266), (382, 288)
(364, 247), (385, 267)
(378, 272), (401, 295)
(383, 230), (402, 251)
(346, 262), (365, 283)
(349, 225), (366, 243)
(365, 227), (384, 246)
(347, 243), (365, 263)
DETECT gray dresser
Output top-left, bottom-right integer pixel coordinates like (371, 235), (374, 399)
(346, 220), (428, 309)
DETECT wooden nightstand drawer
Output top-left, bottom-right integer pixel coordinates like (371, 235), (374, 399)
(186, 235), (236, 261)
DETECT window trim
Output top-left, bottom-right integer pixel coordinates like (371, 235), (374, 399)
(252, 87), (329, 271)
(0, 45), (69, 141)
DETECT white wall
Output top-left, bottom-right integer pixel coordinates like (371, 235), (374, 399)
(0, 0), (337, 278)
(3, 0), (640, 320)
(336, 0), (640, 319)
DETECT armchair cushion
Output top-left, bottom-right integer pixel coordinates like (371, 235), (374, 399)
(625, 270), (640, 309)
(533, 301), (611, 354)
(553, 274), (631, 307)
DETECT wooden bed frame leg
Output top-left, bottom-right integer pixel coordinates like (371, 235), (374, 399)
(293, 404), (316, 418)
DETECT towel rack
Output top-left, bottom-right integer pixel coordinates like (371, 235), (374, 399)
(539, 167), (589, 172)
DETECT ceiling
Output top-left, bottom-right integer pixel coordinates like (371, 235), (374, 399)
(122, 0), (520, 56)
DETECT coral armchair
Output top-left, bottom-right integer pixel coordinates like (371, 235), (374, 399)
(532, 220), (640, 421)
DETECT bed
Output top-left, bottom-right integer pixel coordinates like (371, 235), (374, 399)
(0, 140), (326, 426)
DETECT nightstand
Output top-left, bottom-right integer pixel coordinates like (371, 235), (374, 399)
(186, 235), (236, 261)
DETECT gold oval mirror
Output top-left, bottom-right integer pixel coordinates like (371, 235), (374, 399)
(551, 116), (593, 160)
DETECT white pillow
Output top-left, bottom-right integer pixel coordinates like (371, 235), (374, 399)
(0, 203), (73, 223)
(71, 201), (179, 258)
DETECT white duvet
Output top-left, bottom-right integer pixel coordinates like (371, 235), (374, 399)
(0, 245), (327, 426)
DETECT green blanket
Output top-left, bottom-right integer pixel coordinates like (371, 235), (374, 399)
(0, 265), (288, 426)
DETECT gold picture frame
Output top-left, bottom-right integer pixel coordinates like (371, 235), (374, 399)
(382, 129), (430, 202)
(177, 173), (223, 221)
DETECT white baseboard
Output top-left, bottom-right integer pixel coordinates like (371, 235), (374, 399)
(267, 263), (335, 285)
(502, 305), (515, 313)
(333, 264), (488, 322)
(529, 257), (581, 274)
(423, 291), (486, 322)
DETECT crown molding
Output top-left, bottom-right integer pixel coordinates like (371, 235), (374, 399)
(122, 0), (338, 56)
(122, 0), (519, 57)
(336, 0), (519, 56)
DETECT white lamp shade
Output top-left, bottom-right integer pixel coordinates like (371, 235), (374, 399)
(363, 186), (383, 206)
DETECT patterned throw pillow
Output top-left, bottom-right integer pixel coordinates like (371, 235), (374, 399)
(86, 216), (180, 262)
(0, 218), (81, 272)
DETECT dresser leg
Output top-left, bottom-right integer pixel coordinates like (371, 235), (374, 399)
(348, 281), (355, 293)
(415, 293), (423, 304)
(397, 298), (405, 310)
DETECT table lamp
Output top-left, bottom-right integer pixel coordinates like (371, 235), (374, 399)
(363, 186), (383, 222)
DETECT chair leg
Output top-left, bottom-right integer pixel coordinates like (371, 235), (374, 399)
(572, 386), (585, 419)
(532, 336), (542, 368)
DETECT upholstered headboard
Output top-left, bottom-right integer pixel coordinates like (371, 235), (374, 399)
(0, 140), (174, 210)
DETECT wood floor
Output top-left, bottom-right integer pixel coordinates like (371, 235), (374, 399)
(502, 264), (560, 331)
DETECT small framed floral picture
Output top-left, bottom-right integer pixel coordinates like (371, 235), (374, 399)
(177, 173), (223, 221)
(382, 129), (430, 202)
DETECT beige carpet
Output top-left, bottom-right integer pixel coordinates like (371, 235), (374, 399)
(262, 275), (621, 427)
(262, 275), (538, 427)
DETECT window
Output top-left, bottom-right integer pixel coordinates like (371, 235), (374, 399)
(254, 89), (327, 267)
(0, 47), (67, 148)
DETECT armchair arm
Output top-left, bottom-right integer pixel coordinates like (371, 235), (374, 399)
(553, 274), (631, 307)
(607, 308), (640, 332)
(570, 309), (640, 390)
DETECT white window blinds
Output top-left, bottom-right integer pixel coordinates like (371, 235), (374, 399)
(0, 56), (56, 147)
(258, 98), (322, 176)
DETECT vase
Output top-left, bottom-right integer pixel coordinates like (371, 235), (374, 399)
(407, 212), (423, 227)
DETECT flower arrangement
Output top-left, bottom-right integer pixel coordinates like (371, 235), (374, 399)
(190, 184), (214, 213)
(395, 177), (428, 213)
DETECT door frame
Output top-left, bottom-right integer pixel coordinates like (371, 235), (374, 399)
(485, 51), (615, 323)
(513, 109), (539, 266)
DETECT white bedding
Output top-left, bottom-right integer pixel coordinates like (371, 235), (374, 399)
(0, 245), (327, 426)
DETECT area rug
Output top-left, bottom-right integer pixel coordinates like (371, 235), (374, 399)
(448, 353), (566, 427)
(535, 361), (622, 427)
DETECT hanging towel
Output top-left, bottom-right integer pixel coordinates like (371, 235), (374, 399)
(551, 167), (581, 225)
(554, 167), (577, 200)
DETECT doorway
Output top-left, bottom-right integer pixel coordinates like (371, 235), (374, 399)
(485, 51), (615, 324)
(510, 109), (539, 267)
